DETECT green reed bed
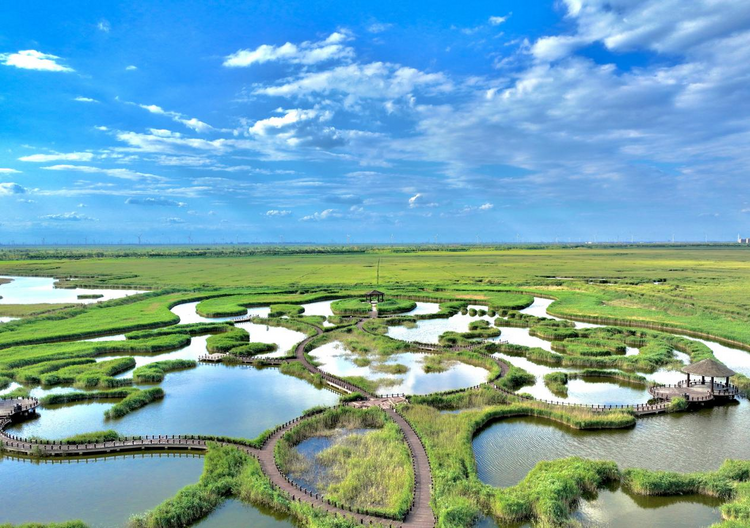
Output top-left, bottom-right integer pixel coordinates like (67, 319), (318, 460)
(398, 398), (633, 527)
(0, 334), (190, 371)
(623, 460), (750, 527)
(40, 357), (136, 387)
(268, 304), (304, 317)
(331, 298), (416, 316)
(105, 388), (164, 419)
(275, 406), (413, 520)
(0, 290), (199, 349)
(40, 388), (138, 406)
(125, 322), (233, 340)
(132, 359), (197, 383)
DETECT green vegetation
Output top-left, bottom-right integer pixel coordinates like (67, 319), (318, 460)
(105, 387), (164, 419)
(132, 359), (196, 383)
(41, 388), (138, 405)
(276, 406), (413, 519)
(399, 389), (634, 527)
(268, 304), (304, 317)
(0, 522), (88, 528)
(331, 298), (416, 316)
(543, 369), (648, 398)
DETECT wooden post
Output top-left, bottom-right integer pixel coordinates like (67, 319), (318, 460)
(711, 377), (714, 394)
(687, 373), (691, 386)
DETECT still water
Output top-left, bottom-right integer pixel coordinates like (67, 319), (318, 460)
(310, 341), (488, 395)
(0, 453), (204, 527)
(9, 364), (339, 440)
(194, 499), (296, 528)
(0, 276), (145, 305)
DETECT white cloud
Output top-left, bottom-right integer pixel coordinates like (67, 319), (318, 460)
(249, 109), (319, 136)
(125, 65), (137, 71)
(479, 202), (494, 210)
(408, 193), (422, 208)
(531, 35), (586, 61)
(224, 32), (353, 67)
(0, 182), (26, 195)
(97, 20), (111, 32)
(256, 62), (451, 100)
(42, 164), (167, 181)
(0, 50), (73, 72)
(367, 22), (393, 34)
(139, 103), (213, 133)
(0, 168), (21, 174)
(41, 212), (96, 221)
(265, 209), (291, 216)
(126, 197), (187, 207)
(165, 217), (186, 224)
(489, 15), (510, 26)
(19, 152), (94, 162)
(300, 208), (339, 221)
(74, 96), (99, 103)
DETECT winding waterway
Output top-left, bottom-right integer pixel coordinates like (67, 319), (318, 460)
(0, 276), (145, 305)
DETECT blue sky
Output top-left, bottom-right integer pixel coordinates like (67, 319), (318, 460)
(1, 0), (750, 244)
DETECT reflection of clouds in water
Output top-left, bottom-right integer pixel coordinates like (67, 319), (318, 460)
(404, 302), (441, 315)
(299, 299), (338, 317)
(310, 341), (487, 395)
(235, 322), (306, 358)
(386, 307), (494, 344)
(0, 276), (145, 305)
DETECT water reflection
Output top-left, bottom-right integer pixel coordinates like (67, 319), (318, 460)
(9, 364), (339, 440)
(310, 341), (488, 395)
(0, 276), (145, 305)
(474, 400), (750, 488)
(0, 452), (204, 527)
(194, 499), (297, 528)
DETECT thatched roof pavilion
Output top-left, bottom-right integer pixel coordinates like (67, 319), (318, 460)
(364, 290), (385, 303)
(682, 358), (737, 394)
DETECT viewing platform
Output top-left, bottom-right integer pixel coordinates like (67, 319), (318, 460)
(649, 358), (739, 404)
(0, 397), (39, 420)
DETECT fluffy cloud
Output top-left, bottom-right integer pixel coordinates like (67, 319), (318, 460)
(408, 193), (422, 208)
(41, 212), (96, 221)
(139, 104), (213, 133)
(489, 15), (510, 26)
(0, 50), (73, 72)
(255, 62), (451, 100)
(224, 32), (353, 67)
(265, 209), (292, 216)
(125, 65), (137, 71)
(300, 208), (339, 221)
(479, 203), (494, 210)
(0, 168), (21, 174)
(74, 96), (98, 103)
(125, 197), (187, 207)
(42, 164), (166, 181)
(0, 182), (26, 195)
(249, 109), (320, 136)
(19, 152), (94, 162)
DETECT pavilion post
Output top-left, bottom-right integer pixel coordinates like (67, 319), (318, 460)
(702, 376), (705, 384)
(687, 373), (691, 386)
(711, 376), (714, 394)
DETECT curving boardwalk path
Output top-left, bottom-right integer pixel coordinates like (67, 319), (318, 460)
(1, 317), (437, 527)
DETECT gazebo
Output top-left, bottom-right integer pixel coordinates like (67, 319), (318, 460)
(364, 290), (385, 303)
(681, 358), (737, 395)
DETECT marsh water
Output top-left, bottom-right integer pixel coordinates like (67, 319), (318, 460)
(0, 276), (145, 304)
(0, 453), (204, 527)
(310, 340), (488, 395)
(3, 282), (750, 527)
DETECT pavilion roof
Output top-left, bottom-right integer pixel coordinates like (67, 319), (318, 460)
(682, 358), (737, 378)
(365, 290), (385, 295)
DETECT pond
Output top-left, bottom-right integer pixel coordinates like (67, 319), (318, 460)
(386, 305), (494, 344)
(0, 452), (204, 528)
(473, 400), (750, 488)
(0, 276), (145, 305)
(194, 499), (297, 528)
(170, 301), (270, 324)
(8, 363), (339, 440)
(309, 341), (488, 395)
(287, 428), (371, 495)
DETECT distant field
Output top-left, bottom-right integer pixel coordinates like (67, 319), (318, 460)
(2, 245), (750, 345)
